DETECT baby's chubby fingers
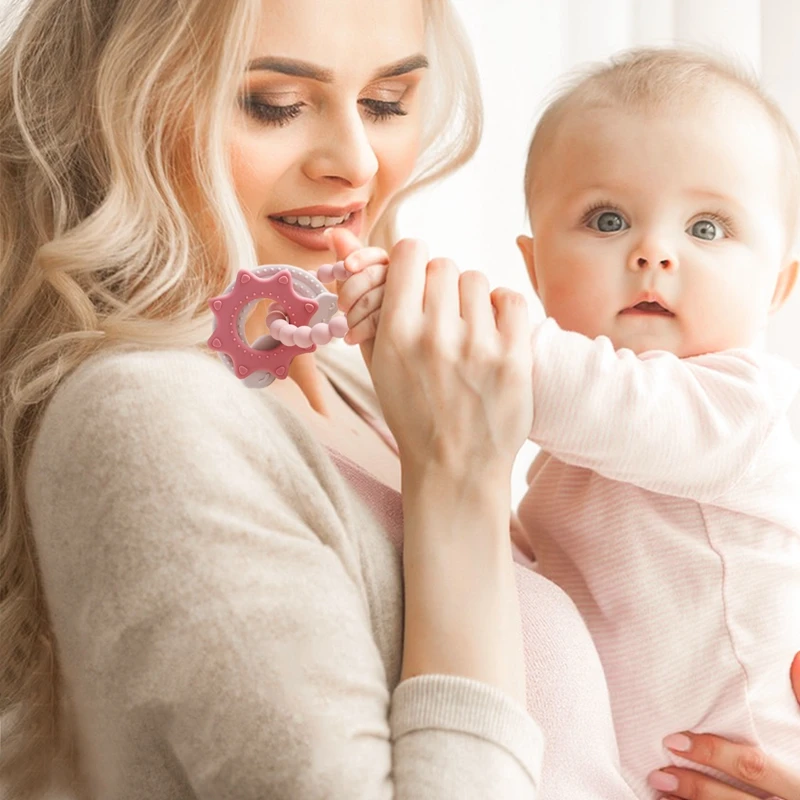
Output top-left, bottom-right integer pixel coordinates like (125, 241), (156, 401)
(324, 226), (363, 271)
(324, 228), (388, 286)
(324, 227), (389, 339)
(342, 246), (390, 276)
(344, 285), (385, 345)
(337, 257), (389, 317)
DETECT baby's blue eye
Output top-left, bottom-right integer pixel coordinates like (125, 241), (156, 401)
(689, 219), (723, 241)
(592, 211), (626, 233)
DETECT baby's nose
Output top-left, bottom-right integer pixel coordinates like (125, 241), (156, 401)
(636, 256), (675, 271)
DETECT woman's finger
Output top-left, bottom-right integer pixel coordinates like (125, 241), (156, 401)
(650, 770), (764, 799)
(422, 257), (461, 337)
(654, 731), (800, 800)
(458, 270), (494, 335)
(380, 238), (429, 327)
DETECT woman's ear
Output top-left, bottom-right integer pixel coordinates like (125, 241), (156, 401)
(516, 235), (539, 294)
(769, 259), (799, 313)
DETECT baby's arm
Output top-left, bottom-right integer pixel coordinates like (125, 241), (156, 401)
(527, 319), (798, 500)
(336, 243), (797, 501)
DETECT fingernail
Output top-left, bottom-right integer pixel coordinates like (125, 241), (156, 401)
(663, 733), (692, 752)
(647, 770), (679, 792)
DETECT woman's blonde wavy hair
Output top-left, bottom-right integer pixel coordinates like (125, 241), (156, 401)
(0, 0), (482, 794)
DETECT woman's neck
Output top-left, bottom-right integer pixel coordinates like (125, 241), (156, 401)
(286, 352), (329, 415)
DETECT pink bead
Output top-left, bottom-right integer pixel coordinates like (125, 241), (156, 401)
(328, 315), (349, 338)
(317, 264), (334, 283)
(265, 309), (286, 326)
(279, 324), (297, 345)
(310, 323), (332, 345)
(332, 260), (348, 281)
(294, 326), (313, 348)
(270, 318), (288, 338)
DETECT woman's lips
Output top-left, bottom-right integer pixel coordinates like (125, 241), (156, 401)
(268, 208), (364, 252)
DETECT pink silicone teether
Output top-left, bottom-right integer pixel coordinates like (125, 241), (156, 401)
(208, 263), (350, 387)
(317, 260), (348, 284)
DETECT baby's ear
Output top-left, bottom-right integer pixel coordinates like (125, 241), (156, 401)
(769, 258), (799, 313)
(516, 235), (539, 293)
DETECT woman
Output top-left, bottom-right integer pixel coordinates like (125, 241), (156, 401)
(0, 0), (796, 797)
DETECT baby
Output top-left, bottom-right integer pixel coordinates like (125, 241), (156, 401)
(512, 47), (800, 796)
(338, 47), (800, 797)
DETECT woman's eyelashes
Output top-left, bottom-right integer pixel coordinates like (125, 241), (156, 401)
(239, 97), (304, 126)
(359, 98), (408, 120)
(239, 94), (408, 127)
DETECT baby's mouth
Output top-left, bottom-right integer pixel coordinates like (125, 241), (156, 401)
(621, 301), (675, 317)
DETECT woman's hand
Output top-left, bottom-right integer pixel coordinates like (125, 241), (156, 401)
(327, 227), (532, 704)
(647, 652), (800, 799)
(328, 227), (533, 475)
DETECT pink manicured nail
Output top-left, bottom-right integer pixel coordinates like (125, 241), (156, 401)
(647, 770), (679, 792)
(663, 733), (692, 752)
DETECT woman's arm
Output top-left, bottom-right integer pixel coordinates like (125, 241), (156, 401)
(28, 349), (541, 800)
(330, 231), (533, 705)
(648, 652), (800, 799)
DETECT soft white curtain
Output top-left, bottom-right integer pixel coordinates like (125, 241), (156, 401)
(399, 1), (800, 500)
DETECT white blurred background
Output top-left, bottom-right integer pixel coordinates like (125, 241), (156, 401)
(399, 0), (800, 502)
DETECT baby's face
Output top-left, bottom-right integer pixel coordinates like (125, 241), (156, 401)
(519, 95), (796, 357)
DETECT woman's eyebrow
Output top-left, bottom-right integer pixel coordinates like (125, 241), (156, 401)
(373, 54), (429, 79)
(246, 54), (429, 82)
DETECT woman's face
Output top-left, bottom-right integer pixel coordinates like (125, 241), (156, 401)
(229, 0), (428, 270)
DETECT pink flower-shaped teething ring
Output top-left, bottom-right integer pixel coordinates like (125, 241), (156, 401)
(208, 264), (348, 388)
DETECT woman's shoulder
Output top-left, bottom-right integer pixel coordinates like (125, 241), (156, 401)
(46, 345), (263, 419)
(30, 346), (323, 505)
(40, 346), (298, 446)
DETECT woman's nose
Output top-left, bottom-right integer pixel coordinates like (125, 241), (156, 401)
(303, 112), (379, 188)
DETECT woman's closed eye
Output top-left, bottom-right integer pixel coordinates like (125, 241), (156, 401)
(239, 89), (410, 128)
(359, 98), (407, 121)
(239, 95), (304, 126)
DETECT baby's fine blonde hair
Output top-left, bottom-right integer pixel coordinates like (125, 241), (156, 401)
(524, 46), (800, 241)
(0, 0), (481, 794)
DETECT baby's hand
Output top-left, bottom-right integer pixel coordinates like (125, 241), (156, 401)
(325, 228), (389, 351)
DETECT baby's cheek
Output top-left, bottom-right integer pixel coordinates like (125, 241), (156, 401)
(540, 279), (603, 336)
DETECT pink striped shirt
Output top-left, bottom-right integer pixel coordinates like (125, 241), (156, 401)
(517, 318), (800, 797)
(324, 345), (639, 798)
